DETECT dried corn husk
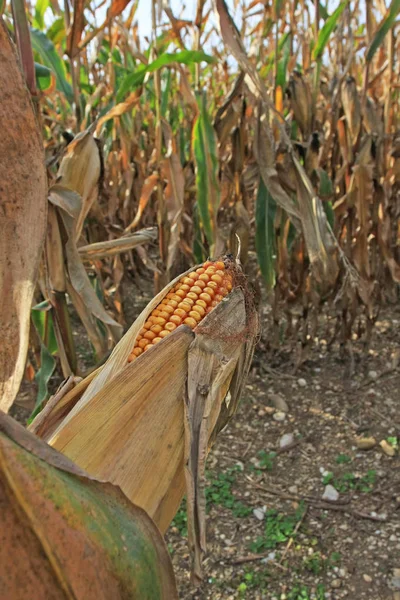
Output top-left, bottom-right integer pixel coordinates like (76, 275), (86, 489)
(287, 71), (312, 139)
(341, 76), (361, 147)
(57, 123), (101, 241)
(31, 258), (259, 580)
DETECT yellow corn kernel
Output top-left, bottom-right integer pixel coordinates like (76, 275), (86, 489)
(188, 311), (202, 322)
(129, 260), (234, 361)
(184, 317), (197, 328)
(144, 330), (156, 341)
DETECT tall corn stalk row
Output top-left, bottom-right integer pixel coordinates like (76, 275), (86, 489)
(2, 0), (399, 405)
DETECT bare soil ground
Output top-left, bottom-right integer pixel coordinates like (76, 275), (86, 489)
(13, 278), (400, 600)
(167, 302), (400, 600)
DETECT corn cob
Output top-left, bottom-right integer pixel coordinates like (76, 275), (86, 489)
(128, 260), (233, 362)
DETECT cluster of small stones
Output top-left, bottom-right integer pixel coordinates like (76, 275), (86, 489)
(127, 260), (233, 362)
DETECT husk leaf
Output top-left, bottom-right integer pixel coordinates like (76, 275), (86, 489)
(31, 261), (258, 580)
(0, 412), (178, 599)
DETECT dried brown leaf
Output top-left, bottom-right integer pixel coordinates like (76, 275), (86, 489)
(125, 173), (159, 232)
(57, 125), (101, 241)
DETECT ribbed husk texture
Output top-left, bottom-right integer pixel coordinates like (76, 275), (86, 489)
(30, 258), (259, 581)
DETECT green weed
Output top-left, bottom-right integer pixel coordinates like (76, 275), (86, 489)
(171, 498), (187, 536)
(250, 503), (306, 552)
(335, 453), (352, 465)
(206, 466), (252, 518)
(237, 568), (270, 595)
(322, 469), (376, 493)
(286, 584), (326, 600)
(387, 436), (398, 449)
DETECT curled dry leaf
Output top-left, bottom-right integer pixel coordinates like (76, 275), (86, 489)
(56, 123), (101, 241)
(78, 226), (158, 260)
(0, 412), (178, 599)
(0, 20), (47, 412)
(125, 173), (159, 232)
(31, 257), (259, 582)
(49, 184), (123, 349)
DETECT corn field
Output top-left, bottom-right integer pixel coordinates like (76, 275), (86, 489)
(1, 0), (399, 406)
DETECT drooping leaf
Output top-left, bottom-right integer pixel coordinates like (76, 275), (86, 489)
(116, 50), (215, 102)
(125, 173), (159, 232)
(312, 1), (347, 61)
(0, 21), (47, 412)
(255, 178), (276, 289)
(366, 0), (400, 62)
(30, 28), (73, 103)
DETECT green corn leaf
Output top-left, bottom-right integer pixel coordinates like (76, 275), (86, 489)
(260, 32), (289, 78)
(35, 61), (52, 90)
(33, 0), (49, 29)
(30, 343), (56, 421)
(255, 178), (276, 290)
(34, 61), (51, 78)
(31, 301), (58, 355)
(312, 1), (347, 61)
(116, 50), (214, 102)
(46, 17), (65, 44)
(161, 69), (172, 118)
(319, 2), (329, 20)
(30, 28), (73, 103)
(192, 94), (220, 250)
(274, 0), (283, 18)
(317, 168), (333, 197)
(366, 0), (400, 63)
(276, 33), (291, 89)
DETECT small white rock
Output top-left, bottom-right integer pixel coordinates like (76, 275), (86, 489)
(363, 574), (372, 583)
(368, 370), (378, 380)
(279, 433), (294, 449)
(261, 551), (276, 564)
(322, 485), (339, 502)
(253, 508), (265, 521)
(273, 411), (286, 422)
(298, 378), (307, 387)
